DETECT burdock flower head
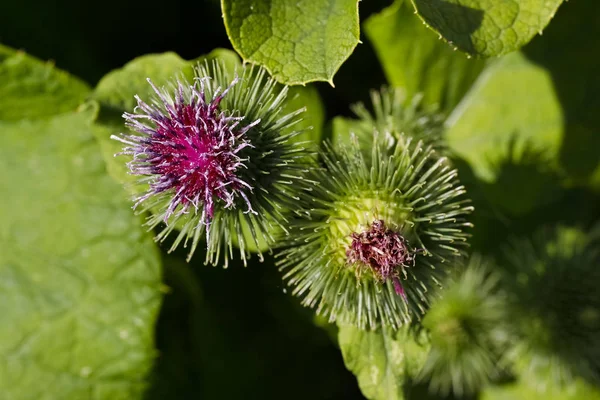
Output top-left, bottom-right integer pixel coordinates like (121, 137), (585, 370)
(112, 61), (311, 265)
(503, 225), (600, 389)
(419, 256), (509, 397)
(278, 136), (473, 330)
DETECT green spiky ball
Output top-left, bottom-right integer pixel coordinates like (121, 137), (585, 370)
(278, 136), (473, 330)
(419, 256), (509, 397)
(502, 226), (600, 389)
(332, 87), (445, 154)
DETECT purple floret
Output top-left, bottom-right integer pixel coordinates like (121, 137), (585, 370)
(114, 76), (259, 229)
(347, 219), (417, 298)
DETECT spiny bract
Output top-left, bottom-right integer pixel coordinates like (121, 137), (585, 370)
(333, 87), (445, 154)
(278, 136), (473, 330)
(112, 61), (312, 265)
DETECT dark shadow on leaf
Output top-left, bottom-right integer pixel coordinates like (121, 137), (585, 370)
(481, 135), (563, 217)
(522, 0), (600, 182)
(452, 156), (509, 252)
(449, 135), (589, 254)
(412, 0), (484, 54)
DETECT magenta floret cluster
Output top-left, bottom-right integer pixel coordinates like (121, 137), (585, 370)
(346, 219), (416, 297)
(114, 77), (259, 228)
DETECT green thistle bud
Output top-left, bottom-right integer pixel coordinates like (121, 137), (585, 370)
(333, 87), (445, 154)
(112, 61), (312, 266)
(419, 256), (509, 397)
(278, 137), (473, 330)
(502, 225), (600, 389)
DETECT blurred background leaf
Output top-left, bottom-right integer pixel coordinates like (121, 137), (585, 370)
(445, 52), (563, 186)
(445, 0), (600, 253)
(0, 45), (90, 120)
(364, 0), (485, 111)
(521, 0), (600, 191)
(481, 378), (600, 400)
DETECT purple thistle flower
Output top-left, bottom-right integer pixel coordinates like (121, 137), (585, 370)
(112, 62), (313, 265)
(113, 77), (259, 239)
(346, 219), (417, 298)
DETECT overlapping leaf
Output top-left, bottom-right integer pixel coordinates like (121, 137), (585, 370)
(221, 0), (360, 85)
(411, 0), (563, 57)
(365, 0), (484, 111)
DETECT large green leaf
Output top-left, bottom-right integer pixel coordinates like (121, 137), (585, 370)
(0, 104), (163, 399)
(445, 51), (564, 215)
(411, 0), (564, 57)
(221, 0), (360, 85)
(364, 0), (485, 111)
(446, 51), (562, 181)
(338, 325), (429, 400)
(0, 44), (90, 121)
(521, 0), (600, 191)
(93, 52), (194, 114)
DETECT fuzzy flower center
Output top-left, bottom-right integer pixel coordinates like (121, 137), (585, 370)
(117, 78), (259, 226)
(346, 219), (415, 297)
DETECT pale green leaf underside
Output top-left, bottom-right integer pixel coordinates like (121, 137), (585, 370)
(94, 52), (194, 114)
(364, 0), (485, 111)
(0, 44), (91, 121)
(411, 0), (563, 57)
(0, 105), (163, 399)
(445, 52), (564, 215)
(221, 0), (360, 85)
(338, 325), (428, 400)
(445, 52), (563, 182)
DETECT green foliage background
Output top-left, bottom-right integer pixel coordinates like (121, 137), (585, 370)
(1, 0), (599, 399)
